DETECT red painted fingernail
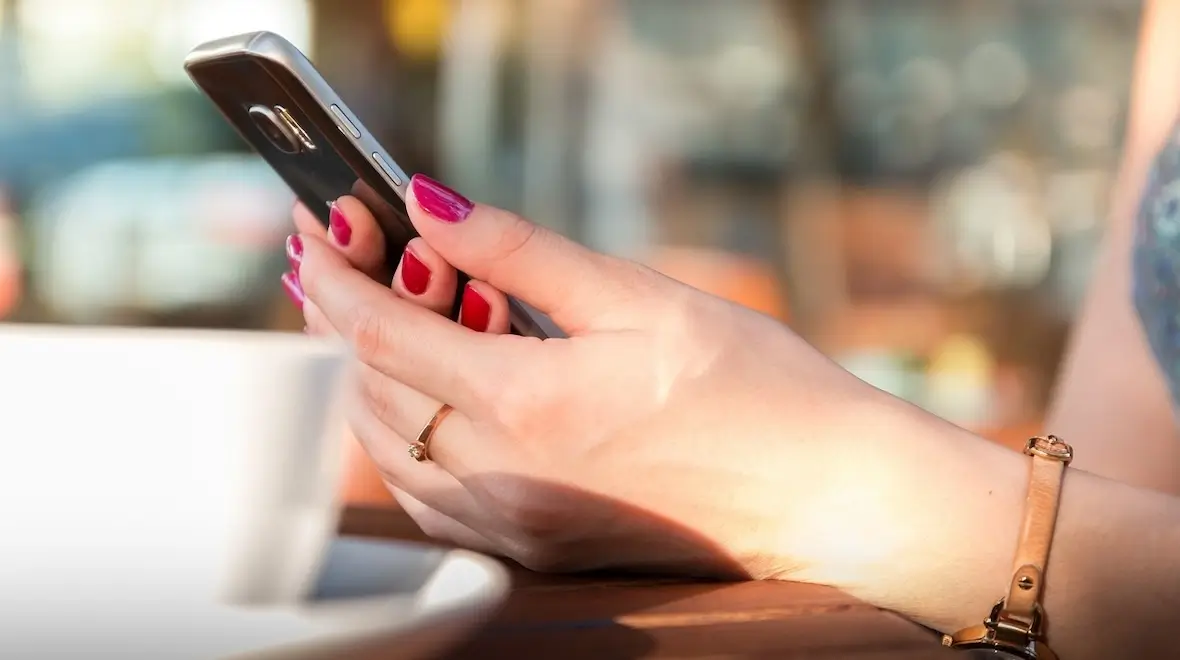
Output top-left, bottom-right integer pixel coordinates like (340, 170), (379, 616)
(400, 249), (431, 295)
(410, 174), (474, 223)
(286, 235), (303, 271)
(459, 284), (491, 332)
(329, 203), (352, 246)
(281, 271), (305, 310)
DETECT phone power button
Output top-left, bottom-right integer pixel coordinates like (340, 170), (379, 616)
(372, 152), (405, 186)
(330, 104), (361, 139)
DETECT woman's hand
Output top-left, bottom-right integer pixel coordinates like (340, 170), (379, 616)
(286, 177), (1180, 660)
(286, 175), (926, 583)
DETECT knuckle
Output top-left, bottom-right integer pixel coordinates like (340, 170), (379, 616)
(494, 213), (540, 262)
(346, 305), (389, 365)
(483, 214), (541, 281)
(456, 355), (521, 421)
(472, 348), (553, 434)
(618, 261), (677, 314)
(450, 362), (495, 408)
(356, 368), (393, 423)
(483, 378), (543, 436)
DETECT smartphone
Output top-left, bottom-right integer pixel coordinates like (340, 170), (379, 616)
(184, 31), (563, 339)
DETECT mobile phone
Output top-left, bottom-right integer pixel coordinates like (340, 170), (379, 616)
(184, 31), (563, 339)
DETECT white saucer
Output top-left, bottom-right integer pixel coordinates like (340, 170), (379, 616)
(245, 537), (512, 659)
(7, 538), (510, 660)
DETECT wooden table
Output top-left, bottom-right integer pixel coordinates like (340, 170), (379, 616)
(339, 506), (952, 659)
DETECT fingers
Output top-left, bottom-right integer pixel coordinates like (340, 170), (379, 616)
(292, 234), (510, 337)
(391, 238), (458, 317)
(297, 233), (510, 412)
(405, 174), (632, 332)
(345, 380), (478, 519)
(390, 489), (501, 554)
(458, 281), (510, 334)
(351, 362), (498, 475)
(346, 371), (508, 545)
(353, 362), (462, 447)
(292, 202), (323, 236)
(388, 238), (509, 334)
(280, 270), (306, 313)
(303, 299), (335, 336)
(301, 239), (468, 336)
(293, 197), (389, 281)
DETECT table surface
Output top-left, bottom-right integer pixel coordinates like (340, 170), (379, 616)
(339, 506), (953, 659)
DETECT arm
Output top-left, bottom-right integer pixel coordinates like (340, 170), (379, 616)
(826, 400), (1180, 660)
(1046, 0), (1180, 494)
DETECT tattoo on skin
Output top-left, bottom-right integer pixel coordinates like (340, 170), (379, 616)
(1133, 123), (1180, 406)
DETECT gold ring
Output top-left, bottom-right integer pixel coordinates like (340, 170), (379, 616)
(408, 403), (454, 463)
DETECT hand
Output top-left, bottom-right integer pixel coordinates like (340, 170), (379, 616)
(282, 189), (515, 522)
(291, 175), (910, 581)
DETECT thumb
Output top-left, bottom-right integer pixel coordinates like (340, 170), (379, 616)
(405, 174), (630, 331)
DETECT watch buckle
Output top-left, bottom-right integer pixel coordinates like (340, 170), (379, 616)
(990, 598), (1042, 646)
(1024, 435), (1073, 464)
(942, 599), (1042, 657)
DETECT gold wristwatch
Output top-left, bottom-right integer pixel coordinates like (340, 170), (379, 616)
(942, 435), (1073, 660)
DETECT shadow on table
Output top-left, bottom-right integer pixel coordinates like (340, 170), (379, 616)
(337, 474), (944, 659)
(339, 473), (767, 658)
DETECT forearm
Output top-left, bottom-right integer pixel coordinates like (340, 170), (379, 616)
(821, 401), (1180, 659)
(1046, 220), (1180, 495)
(1045, 146), (1180, 494)
(1044, 467), (1180, 658)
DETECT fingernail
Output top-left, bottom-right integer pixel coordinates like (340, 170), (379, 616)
(286, 234), (303, 271)
(281, 271), (305, 310)
(329, 203), (352, 246)
(459, 284), (490, 332)
(410, 174), (474, 223)
(400, 249), (431, 295)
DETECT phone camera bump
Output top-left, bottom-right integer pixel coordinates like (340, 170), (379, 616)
(274, 105), (317, 153)
(247, 104), (302, 154)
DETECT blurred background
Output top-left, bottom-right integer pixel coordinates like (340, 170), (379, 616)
(0, 0), (1143, 461)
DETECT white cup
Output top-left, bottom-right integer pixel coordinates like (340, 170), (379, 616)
(0, 325), (354, 655)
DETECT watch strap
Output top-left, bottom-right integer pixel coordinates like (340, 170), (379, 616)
(943, 435), (1072, 658)
(1001, 435), (1070, 630)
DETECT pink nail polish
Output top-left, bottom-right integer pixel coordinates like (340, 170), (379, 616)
(410, 174), (474, 223)
(329, 204), (352, 246)
(286, 235), (303, 272)
(459, 284), (491, 332)
(281, 271), (305, 310)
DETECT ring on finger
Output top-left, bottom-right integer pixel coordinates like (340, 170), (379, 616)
(408, 403), (454, 463)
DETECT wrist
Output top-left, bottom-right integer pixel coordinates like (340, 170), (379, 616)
(780, 396), (1028, 630)
(762, 387), (1180, 659)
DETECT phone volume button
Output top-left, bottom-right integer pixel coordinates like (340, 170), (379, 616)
(372, 153), (404, 186)
(330, 104), (361, 139)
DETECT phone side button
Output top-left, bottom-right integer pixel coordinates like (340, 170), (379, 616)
(372, 153), (405, 186)
(330, 104), (361, 139)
